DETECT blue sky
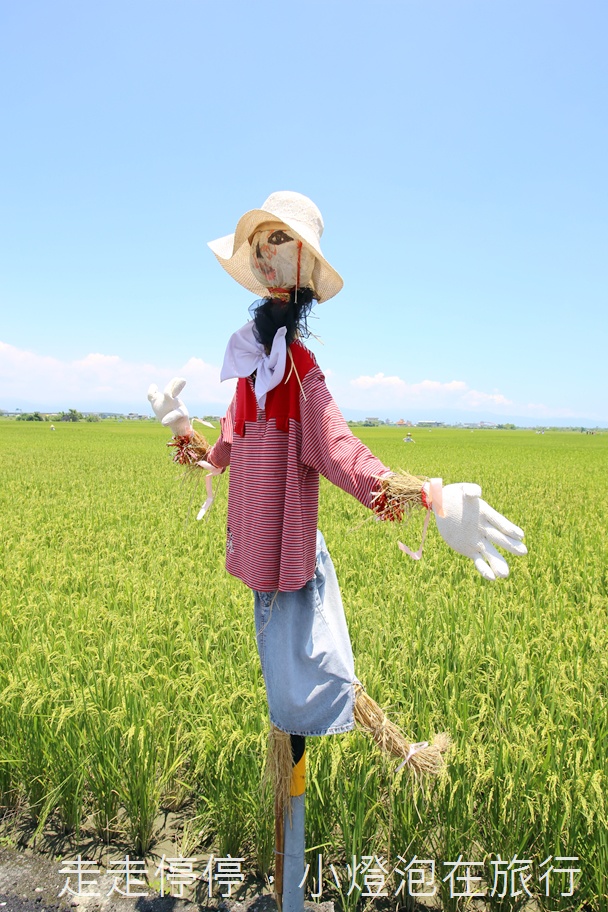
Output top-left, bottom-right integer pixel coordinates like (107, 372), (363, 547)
(1, 0), (606, 424)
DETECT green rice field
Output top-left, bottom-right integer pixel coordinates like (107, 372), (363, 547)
(1, 419), (606, 910)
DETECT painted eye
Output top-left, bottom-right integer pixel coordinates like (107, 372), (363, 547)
(267, 230), (293, 245)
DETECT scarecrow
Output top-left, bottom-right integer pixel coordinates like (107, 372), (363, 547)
(148, 191), (527, 912)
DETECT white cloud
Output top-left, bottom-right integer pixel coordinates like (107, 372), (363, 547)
(343, 373), (606, 420)
(461, 389), (512, 408)
(3, 342), (597, 422)
(0, 341), (235, 410)
(348, 371), (510, 411)
(352, 373), (407, 392)
(525, 401), (579, 418)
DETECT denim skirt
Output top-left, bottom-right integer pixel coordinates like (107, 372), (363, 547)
(253, 530), (358, 736)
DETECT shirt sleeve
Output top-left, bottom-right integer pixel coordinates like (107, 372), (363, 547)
(206, 391), (236, 469)
(300, 366), (391, 510)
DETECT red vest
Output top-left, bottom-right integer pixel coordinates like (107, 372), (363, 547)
(234, 342), (316, 436)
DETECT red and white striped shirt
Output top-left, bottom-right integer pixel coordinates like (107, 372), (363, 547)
(208, 341), (390, 591)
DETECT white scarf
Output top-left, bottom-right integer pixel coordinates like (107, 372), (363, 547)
(220, 321), (287, 409)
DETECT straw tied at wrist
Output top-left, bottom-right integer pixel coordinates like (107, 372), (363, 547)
(167, 429), (212, 467)
(371, 471), (445, 561)
(371, 471), (445, 520)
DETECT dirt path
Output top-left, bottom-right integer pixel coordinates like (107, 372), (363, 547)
(0, 848), (335, 912)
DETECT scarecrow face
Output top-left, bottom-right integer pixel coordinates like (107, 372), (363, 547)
(249, 222), (315, 290)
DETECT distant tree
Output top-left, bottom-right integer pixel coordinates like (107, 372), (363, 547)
(17, 411), (44, 421)
(60, 409), (83, 422)
(86, 414), (101, 422)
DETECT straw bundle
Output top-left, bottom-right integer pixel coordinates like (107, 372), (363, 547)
(265, 725), (294, 821)
(371, 470), (428, 522)
(354, 686), (450, 776)
(166, 429), (211, 470)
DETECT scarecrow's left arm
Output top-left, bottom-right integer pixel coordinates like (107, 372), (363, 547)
(300, 369), (393, 510)
(300, 368), (527, 580)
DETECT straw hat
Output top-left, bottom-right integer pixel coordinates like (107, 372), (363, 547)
(208, 191), (344, 303)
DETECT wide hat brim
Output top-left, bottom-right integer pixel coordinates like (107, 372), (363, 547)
(208, 205), (344, 303)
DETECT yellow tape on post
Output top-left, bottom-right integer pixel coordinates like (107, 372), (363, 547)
(290, 750), (306, 797)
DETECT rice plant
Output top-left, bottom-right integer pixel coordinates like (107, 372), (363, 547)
(1, 419), (606, 909)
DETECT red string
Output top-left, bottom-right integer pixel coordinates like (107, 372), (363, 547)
(296, 241), (302, 289)
(268, 286), (290, 300)
(420, 485), (432, 510)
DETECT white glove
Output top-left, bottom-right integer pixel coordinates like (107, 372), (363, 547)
(434, 483), (527, 581)
(147, 377), (192, 437)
